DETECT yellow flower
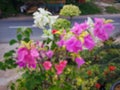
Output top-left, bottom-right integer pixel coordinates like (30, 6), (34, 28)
(80, 31), (89, 37)
(52, 75), (58, 85)
(21, 40), (33, 49)
(55, 31), (62, 35)
(76, 77), (83, 86)
(79, 37), (84, 43)
(104, 19), (113, 24)
(78, 31), (89, 43)
(71, 53), (80, 58)
(65, 68), (71, 74)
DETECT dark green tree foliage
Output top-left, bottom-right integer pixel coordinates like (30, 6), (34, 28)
(0, 0), (22, 17)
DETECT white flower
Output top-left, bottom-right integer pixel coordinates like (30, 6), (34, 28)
(49, 16), (59, 29)
(33, 8), (59, 29)
(38, 8), (51, 15)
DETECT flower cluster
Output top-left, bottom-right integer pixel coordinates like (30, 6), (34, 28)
(56, 18), (114, 67)
(33, 8), (58, 29)
(16, 8), (115, 76)
(1, 7), (117, 90)
(17, 41), (39, 68)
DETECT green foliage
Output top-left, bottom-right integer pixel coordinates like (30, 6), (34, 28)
(9, 39), (17, 45)
(52, 18), (71, 30)
(79, 39), (120, 89)
(0, 50), (17, 70)
(0, 0), (18, 17)
(16, 27), (32, 42)
(79, 2), (101, 15)
(60, 4), (81, 17)
(105, 6), (120, 14)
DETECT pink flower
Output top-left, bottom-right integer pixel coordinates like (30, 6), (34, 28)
(94, 27), (108, 41)
(84, 35), (95, 50)
(57, 39), (65, 47)
(30, 48), (39, 58)
(55, 60), (67, 75)
(43, 61), (52, 70)
(46, 50), (53, 58)
(71, 23), (81, 35)
(80, 21), (89, 30)
(71, 22), (88, 35)
(94, 18), (114, 41)
(17, 47), (28, 62)
(75, 57), (85, 68)
(17, 47), (38, 68)
(24, 54), (37, 68)
(65, 36), (82, 53)
(60, 60), (67, 68)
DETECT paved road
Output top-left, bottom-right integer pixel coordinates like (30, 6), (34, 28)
(0, 14), (120, 43)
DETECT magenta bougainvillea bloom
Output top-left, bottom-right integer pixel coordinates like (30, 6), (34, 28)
(75, 57), (85, 68)
(55, 60), (67, 75)
(30, 48), (39, 58)
(59, 60), (67, 68)
(94, 18), (114, 41)
(83, 35), (95, 50)
(71, 22), (88, 35)
(17, 47), (39, 68)
(46, 50), (53, 58)
(43, 61), (52, 70)
(57, 39), (65, 47)
(65, 36), (82, 53)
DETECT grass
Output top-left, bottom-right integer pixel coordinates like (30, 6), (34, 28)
(78, 2), (102, 15)
(105, 6), (120, 14)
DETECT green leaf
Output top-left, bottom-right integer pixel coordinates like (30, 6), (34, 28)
(23, 38), (30, 42)
(17, 34), (22, 41)
(5, 59), (15, 65)
(17, 28), (22, 34)
(4, 58), (17, 69)
(4, 52), (12, 59)
(46, 38), (52, 44)
(0, 62), (3, 69)
(26, 28), (33, 34)
(22, 71), (30, 79)
(51, 41), (57, 50)
(9, 39), (17, 45)
(25, 79), (36, 90)
(10, 83), (15, 90)
(0, 62), (6, 70)
(23, 28), (33, 38)
(24, 30), (30, 38)
(3, 50), (15, 59)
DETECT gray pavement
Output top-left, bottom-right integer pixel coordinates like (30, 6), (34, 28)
(0, 14), (120, 90)
(0, 43), (19, 90)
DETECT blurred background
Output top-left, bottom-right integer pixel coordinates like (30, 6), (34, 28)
(0, 0), (120, 18)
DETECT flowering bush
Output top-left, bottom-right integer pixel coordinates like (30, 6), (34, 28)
(52, 18), (71, 30)
(60, 4), (81, 17)
(0, 8), (120, 90)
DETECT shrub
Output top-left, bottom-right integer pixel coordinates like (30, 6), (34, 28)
(60, 4), (81, 17)
(105, 6), (120, 14)
(0, 8), (119, 90)
(79, 2), (101, 15)
(52, 18), (71, 30)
